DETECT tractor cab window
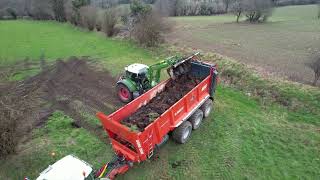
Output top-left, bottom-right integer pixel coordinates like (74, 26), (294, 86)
(138, 72), (147, 79)
(126, 71), (136, 79)
(126, 71), (147, 83)
(126, 71), (139, 80)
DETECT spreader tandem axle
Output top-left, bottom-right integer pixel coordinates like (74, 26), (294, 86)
(96, 55), (218, 179)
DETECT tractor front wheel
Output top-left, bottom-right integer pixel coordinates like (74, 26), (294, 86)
(117, 84), (133, 103)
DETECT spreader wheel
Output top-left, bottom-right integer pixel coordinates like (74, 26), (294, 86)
(201, 99), (213, 118)
(189, 109), (204, 130)
(117, 83), (133, 103)
(172, 121), (192, 144)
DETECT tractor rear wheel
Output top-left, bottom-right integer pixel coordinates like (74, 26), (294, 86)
(172, 121), (192, 144)
(189, 109), (204, 130)
(117, 84), (133, 103)
(201, 99), (213, 118)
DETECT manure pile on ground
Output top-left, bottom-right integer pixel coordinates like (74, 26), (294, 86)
(0, 57), (121, 157)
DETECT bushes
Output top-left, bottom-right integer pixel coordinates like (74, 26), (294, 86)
(79, 6), (97, 31)
(0, 9), (5, 19)
(102, 8), (118, 37)
(68, 0), (91, 25)
(6, 7), (17, 19)
(170, 0), (225, 16)
(129, 0), (171, 47)
(51, 0), (67, 22)
(231, 0), (273, 23)
(91, 0), (119, 8)
(155, 0), (273, 18)
(0, 0), (170, 45)
(0, 8), (17, 20)
(30, 0), (53, 20)
(175, 0), (204, 16)
(132, 12), (167, 47)
(245, 0), (273, 22)
(231, 0), (244, 23)
(306, 53), (320, 86)
(154, 0), (176, 16)
(130, 0), (152, 16)
(276, 0), (320, 6)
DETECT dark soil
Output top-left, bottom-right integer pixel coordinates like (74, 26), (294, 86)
(121, 75), (203, 132)
(0, 57), (121, 157)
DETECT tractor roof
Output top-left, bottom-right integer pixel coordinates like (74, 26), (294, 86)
(36, 155), (93, 180)
(125, 63), (149, 74)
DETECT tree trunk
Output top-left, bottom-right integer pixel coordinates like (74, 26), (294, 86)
(313, 73), (319, 86)
(236, 12), (241, 23)
(225, 3), (229, 13)
(318, 4), (320, 19)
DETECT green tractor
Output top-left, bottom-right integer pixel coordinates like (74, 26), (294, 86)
(116, 52), (199, 103)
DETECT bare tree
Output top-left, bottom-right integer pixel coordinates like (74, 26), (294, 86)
(129, 0), (171, 46)
(154, 0), (176, 16)
(318, 2), (320, 19)
(223, 0), (232, 12)
(102, 8), (118, 37)
(130, 0), (152, 16)
(132, 10), (171, 47)
(31, 0), (53, 20)
(91, 0), (119, 8)
(231, 0), (244, 23)
(231, 0), (273, 23)
(51, 0), (67, 22)
(0, 0), (27, 16)
(24, 0), (32, 16)
(6, 7), (17, 19)
(68, 0), (91, 25)
(306, 53), (320, 86)
(79, 6), (97, 30)
(248, 0), (273, 22)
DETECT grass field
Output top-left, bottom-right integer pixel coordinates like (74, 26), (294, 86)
(0, 20), (154, 75)
(168, 5), (320, 84)
(0, 13), (320, 179)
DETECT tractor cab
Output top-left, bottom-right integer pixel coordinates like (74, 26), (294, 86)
(124, 63), (150, 90)
(117, 63), (150, 103)
(124, 63), (149, 81)
(36, 155), (95, 180)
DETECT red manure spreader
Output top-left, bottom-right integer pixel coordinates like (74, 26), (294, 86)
(96, 55), (218, 179)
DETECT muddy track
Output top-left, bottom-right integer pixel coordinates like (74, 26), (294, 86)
(0, 57), (121, 156)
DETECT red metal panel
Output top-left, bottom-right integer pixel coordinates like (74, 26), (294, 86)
(186, 88), (198, 113)
(109, 80), (168, 122)
(198, 77), (210, 100)
(156, 115), (171, 138)
(152, 121), (162, 143)
(111, 139), (139, 162)
(97, 112), (137, 142)
(171, 100), (186, 125)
